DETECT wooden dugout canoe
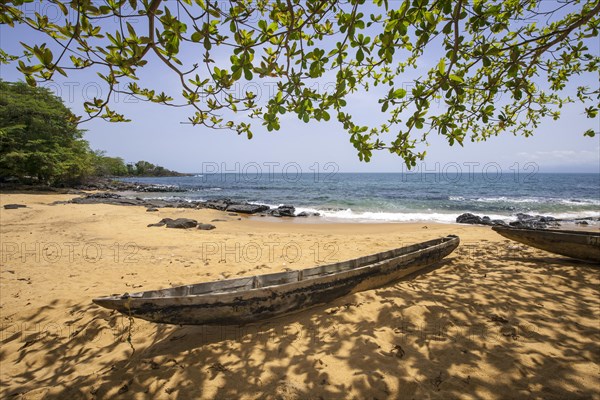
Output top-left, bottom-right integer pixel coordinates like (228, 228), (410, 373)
(92, 235), (460, 325)
(492, 226), (600, 263)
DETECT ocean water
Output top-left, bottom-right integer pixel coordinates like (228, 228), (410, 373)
(118, 173), (600, 223)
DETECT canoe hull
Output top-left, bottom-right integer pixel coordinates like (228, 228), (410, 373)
(492, 227), (600, 263)
(93, 236), (459, 325)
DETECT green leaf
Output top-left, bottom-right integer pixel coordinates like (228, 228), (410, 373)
(56, 2), (68, 15)
(232, 67), (242, 80)
(392, 88), (406, 99)
(583, 129), (596, 137)
(191, 31), (202, 42)
(424, 11), (435, 25)
(25, 75), (37, 86)
(126, 22), (136, 38)
(356, 48), (364, 63)
(438, 58), (445, 75)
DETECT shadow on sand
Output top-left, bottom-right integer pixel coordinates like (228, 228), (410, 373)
(3, 252), (599, 399)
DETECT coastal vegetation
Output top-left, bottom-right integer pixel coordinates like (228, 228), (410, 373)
(93, 153), (186, 178)
(1, 0), (598, 166)
(0, 81), (183, 184)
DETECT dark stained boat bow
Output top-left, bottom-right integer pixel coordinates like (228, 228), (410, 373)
(93, 235), (460, 325)
(492, 226), (600, 263)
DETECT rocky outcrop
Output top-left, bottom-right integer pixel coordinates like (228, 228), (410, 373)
(56, 193), (204, 209)
(56, 193), (324, 219)
(72, 178), (183, 192)
(68, 193), (147, 206)
(456, 213), (484, 225)
(205, 199), (230, 211)
(226, 204), (270, 214)
(270, 205), (295, 217)
(508, 213), (560, 229)
(203, 199), (269, 214)
(456, 213), (506, 226)
(456, 212), (562, 229)
(296, 211), (321, 217)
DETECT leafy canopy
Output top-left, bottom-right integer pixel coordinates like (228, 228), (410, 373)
(0, 80), (94, 184)
(0, 80), (183, 183)
(2, 0), (599, 166)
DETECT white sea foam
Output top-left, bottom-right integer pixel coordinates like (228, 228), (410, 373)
(144, 195), (198, 202)
(292, 207), (502, 223)
(135, 198), (599, 224)
(296, 206), (599, 223)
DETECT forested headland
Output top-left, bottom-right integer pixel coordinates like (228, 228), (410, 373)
(0, 81), (185, 186)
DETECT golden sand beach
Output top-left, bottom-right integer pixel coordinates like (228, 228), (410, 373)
(1, 193), (599, 399)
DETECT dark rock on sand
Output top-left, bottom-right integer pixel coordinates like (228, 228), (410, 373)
(198, 223), (216, 230)
(509, 213), (561, 229)
(205, 199), (231, 211)
(295, 211), (320, 217)
(69, 192), (143, 206)
(198, 200), (271, 214)
(59, 193), (324, 220)
(59, 193), (206, 210)
(481, 216), (493, 226)
(4, 204), (27, 209)
(270, 205), (296, 217)
(456, 213), (512, 227)
(227, 204), (270, 214)
(515, 213), (558, 223)
(148, 218), (172, 227)
(165, 218), (198, 229)
(148, 218), (197, 229)
(456, 213), (483, 225)
(456, 212), (558, 228)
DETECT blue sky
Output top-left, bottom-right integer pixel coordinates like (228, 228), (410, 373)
(1, 1), (599, 173)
